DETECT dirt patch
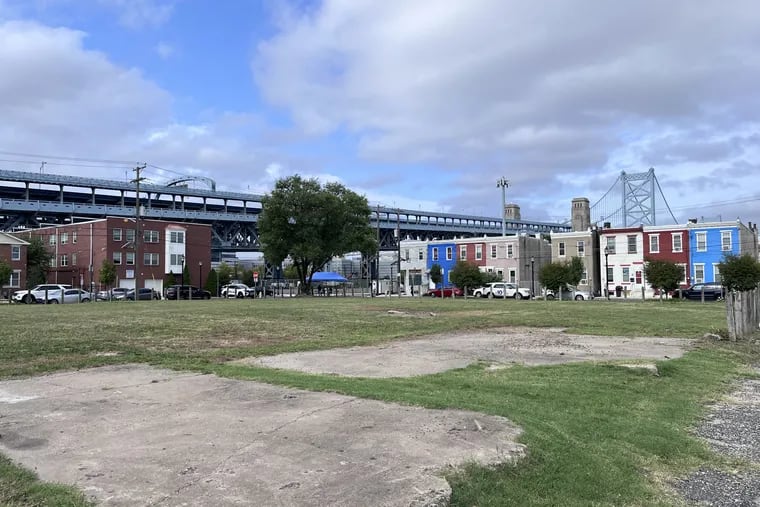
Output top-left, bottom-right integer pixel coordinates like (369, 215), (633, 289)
(236, 327), (692, 378)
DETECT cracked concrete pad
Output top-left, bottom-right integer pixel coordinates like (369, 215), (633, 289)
(238, 328), (692, 378)
(0, 364), (524, 506)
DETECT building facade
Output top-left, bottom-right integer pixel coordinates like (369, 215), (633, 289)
(643, 225), (690, 289)
(0, 232), (28, 296)
(686, 220), (758, 284)
(599, 226), (648, 298)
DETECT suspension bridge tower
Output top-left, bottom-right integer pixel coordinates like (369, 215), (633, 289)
(591, 168), (677, 227)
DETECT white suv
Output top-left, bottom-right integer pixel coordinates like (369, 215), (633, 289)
(473, 282), (531, 300)
(13, 284), (72, 304)
(220, 283), (254, 298)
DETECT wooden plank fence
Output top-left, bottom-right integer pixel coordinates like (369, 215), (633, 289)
(726, 288), (760, 340)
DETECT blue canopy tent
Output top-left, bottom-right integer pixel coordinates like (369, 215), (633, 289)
(310, 271), (348, 283)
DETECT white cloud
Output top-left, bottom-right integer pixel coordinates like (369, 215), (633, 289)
(98, 0), (176, 29)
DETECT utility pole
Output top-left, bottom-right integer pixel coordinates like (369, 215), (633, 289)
(497, 177), (510, 236)
(131, 163), (147, 293)
(396, 209), (401, 297)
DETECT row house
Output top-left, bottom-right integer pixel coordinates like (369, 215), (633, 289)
(548, 229), (600, 296)
(24, 217), (212, 293)
(0, 232), (29, 297)
(599, 226), (649, 298)
(687, 219), (758, 284)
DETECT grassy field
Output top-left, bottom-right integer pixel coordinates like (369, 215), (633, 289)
(1, 297), (758, 506)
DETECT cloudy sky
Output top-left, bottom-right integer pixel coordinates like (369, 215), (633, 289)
(0, 0), (758, 226)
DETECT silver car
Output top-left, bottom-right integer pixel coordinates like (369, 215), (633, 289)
(45, 288), (94, 304)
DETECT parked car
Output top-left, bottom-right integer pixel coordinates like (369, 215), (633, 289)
(220, 283), (254, 298)
(473, 282), (531, 300)
(544, 288), (593, 301)
(45, 288), (94, 304)
(12, 284), (72, 304)
(675, 283), (725, 301)
(424, 287), (464, 298)
(126, 288), (162, 301)
(164, 285), (212, 300)
(96, 287), (130, 301)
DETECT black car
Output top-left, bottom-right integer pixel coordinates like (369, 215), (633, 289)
(676, 283), (725, 301)
(164, 285), (212, 300)
(126, 288), (162, 301)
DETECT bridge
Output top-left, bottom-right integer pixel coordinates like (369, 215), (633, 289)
(0, 169), (571, 259)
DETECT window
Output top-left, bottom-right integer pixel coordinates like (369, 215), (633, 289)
(558, 242), (566, 257)
(72, 231), (77, 244)
(622, 267), (630, 283)
(170, 254), (185, 266)
(418, 249), (423, 261)
(432, 248), (439, 261)
(446, 247), (452, 261)
(607, 266), (614, 282)
(635, 270), (642, 284)
(475, 245), (482, 260)
(11, 245), (20, 261)
(649, 235), (659, 253)
(404, 249), (410, 261)
(50, 257), (56, 267)
(125, 229), (135, 243)
(694, 263), (705, 283)
(677, 263), (687, 284)
(460, 245), (467, 260)
(144, 230), (159, 243)
(577, 241), (585, 257)
(507, 244), (514, 258)
(126, 252), (135, 265)
(169, 231), (185, 244)
(508, 269), (516, 283)
(112, 228), (122, 241)
(144, 253), (159, 266)
(71, 253), (77, 265)
(490, 244), (497, 259)
(49, 234), (56, 245)
(672, 233), (683, 253)
(696, 232), (707, 252)
(60, 254), (68, 267)
(627, 235), (637, 254)
(9, 270), (20, 287)
(60, 232), (68, 245)
(713, 264), (721, 284)
(721, 230), (732, 251)
(605, 236), (616, 254)
(113, 252), (122, 265)
(580, 269), (588, 285)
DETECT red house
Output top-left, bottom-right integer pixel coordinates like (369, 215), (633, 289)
(643, 225), (691, 289)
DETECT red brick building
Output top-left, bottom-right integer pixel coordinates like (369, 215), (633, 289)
(24, 218), (211, 292)
(0, 231), (29, 296)
(643, 225), (691, 288)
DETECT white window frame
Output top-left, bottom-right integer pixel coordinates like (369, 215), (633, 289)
(713, 263), (721, 284)
(432, 248), (439, 262)
(508, 269), (516, 283)
(677, 263), (687, 285)
(672, 233), (683, 253)
(112, 228), (122, 242)
(558, 242), (566, 257)
(490, 244), (497, 259)
(627, 235), (637, 254)
(446, 247), (452, 261)
(418, 249), (423, 261)
(507, 244), (514, 259)
(50, 257), (56, 267)
(694, 263), (705, 283)
(605, 236), (616, 254)
(475, 245), (482, 261)
(460, 245), (467, 260)
(49, 234), (56, 245)
(144, 230), (160, 243)
(9, 269), (20, 287)
(126, 252), (136, 265)
(60, 232), (68, 245)
(144, 253), (160, 266)
(72, 231), (77, 244)
(580, 269), (588, 285)
(649, 234), (659, 254)
(721, 230), (732, 251)
(577, 240), (585, 257)
(60, 254), (68, 267)
(126, 229), (135, 243)
(696, 232), (707, 252)
(622, 266), (630, 283)
(169, 231), (185, 244)
(11, 245), (20, 261)
(113, 252), (122, 265)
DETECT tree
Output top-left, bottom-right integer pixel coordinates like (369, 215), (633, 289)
(565, 256), (584, 287)
(99, 259), (117, 289)
(26, 236), (52, 287)
(283, 264), (299, 280)
(216, 262), (233, 287)
(182, 263), (191, 285)
(719, 254), (760, 292)
(258, 175), (376, 291)
(538, 257), (584, 293)
(643, 259), (683, 299)
(429, 264), (442, 287)
(0, 258), (11, 299)
(449, 261), (484, 292)
(204, 268), (219, 295)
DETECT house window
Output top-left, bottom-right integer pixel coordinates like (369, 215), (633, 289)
(627, 235), (637, 254)
(580, 269), (588, 285)
(11, 245), (20, 261)
(605, 237), (616, 254)
(446, 247), (452, 261)
(170, 254), (186, 266)
(112, 228), (122, 241)
(144, 253), (160, 266)
(60, 254), (68, 267)
(418, 249), (423, 261)
(721, 230), (732, 251)
(490, 244), (497, 259)
(622, 267), (630, 283)
(432, 248), (439, 261)
(694, 264), (705, 283)
(558, 242), (566, 257)
(696, 232), (707, 252)
(577, 241), (585, 257)
(507, 244), (514, 258)
(144, 230), (159, 243)
(126, 252), (135, 265)
(71, 253), (77, 265)
(113, 252), (122, 265)
(475, 245), (482, 260)
(72, 231), (77, 244)
(9, 270), (20, 287)
(635, 270), (642, 284)
(607, 266), (614, 283)
(672, 233), (683, 253)
(404, 249), (410, 261)
(49, 234), (56, 245)
(508, 269), (516, 283)
(713, 264), (721, 284)
(60, 232), (68, 245)
(126, 229), (135, 243)
(169, 231), (185, 244)
(50, 257), (56, 267)
(460, 245), (467, 260)
(649, 235), (659, 253)
(677, 263), (687, 284)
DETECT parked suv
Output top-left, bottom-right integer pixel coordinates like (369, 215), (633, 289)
(164, 285), (212, 300)
(220, 283), (254, 298)
(675, 283), (725, 301)
(12, 284), (72, 304)
(473, 282), (531, 300)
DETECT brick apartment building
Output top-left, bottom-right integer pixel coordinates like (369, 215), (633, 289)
(0, 231), (29, 297)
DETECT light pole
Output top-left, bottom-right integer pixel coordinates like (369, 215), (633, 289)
(603, 247), (610, 300)
(530, 256), (535, 298)
(198, 261), (203, 291)
(496, 177), (510, 236)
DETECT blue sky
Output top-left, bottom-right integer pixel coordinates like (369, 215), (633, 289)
(0, 0), (759, 226)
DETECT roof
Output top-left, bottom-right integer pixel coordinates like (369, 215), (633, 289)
(0, 232), (30, 246)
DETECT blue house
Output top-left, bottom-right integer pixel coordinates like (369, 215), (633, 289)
(427, 242), (457, 288)
(688, 221), (754, 284)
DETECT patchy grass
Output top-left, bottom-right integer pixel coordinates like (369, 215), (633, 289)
(0, 455), (92, 507)
(1, 296), (757, 506)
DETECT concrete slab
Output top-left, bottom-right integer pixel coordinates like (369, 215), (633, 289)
(238, 327), (692, 378)
(0, 364), (525, 506)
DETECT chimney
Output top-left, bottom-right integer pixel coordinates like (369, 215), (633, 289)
(504, 203), (521, 220)
(603, 222), (611, 229)
(688, 218), (697, 224)
(571, 197), (591, 232)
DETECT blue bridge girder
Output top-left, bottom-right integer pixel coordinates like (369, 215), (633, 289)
(0, 169), (570, 255)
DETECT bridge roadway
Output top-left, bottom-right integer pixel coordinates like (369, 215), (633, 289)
(0, 169), (570, 255)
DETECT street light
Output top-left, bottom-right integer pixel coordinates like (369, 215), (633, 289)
(603, 247), (610, 300)
(530, 256), (535, 298)
(198, 261), (203, 291)
(496, 177), (510, 236)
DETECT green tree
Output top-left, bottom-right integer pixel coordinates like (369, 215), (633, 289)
(283, 264), (299, 280)
(242, 268), (255, 287)
(204, 268), (219, 295)
(182, 263), (191, 285)
(0, 258), (11, 299)
(719, 254), (760, 292)
(99, 259), (117, 288)
(429, 264), (442, 287)
(165, 270), (176, 287)
(26, 236), (52, 287)
(258, 175), (376, 290)
(643, 259), (684, 299)
(449, 261), (484, 293)
(565, 256), (584, 287)
(539, 262), (567, 293)
(216, 262), (233, 287)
